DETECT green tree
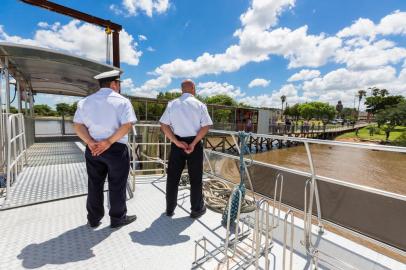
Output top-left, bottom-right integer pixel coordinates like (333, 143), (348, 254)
(298, 102), (335, 121)
(205, 95), (237, 106)
(375, 101), (406, 140)
(34, 104), (55, 116)
(365, 90), (404, 115)
(157, 92), (181, 100)
(280, 95), (286, 112)
(284, 103), (301, 121)
(341, 107), (357, 121)
(56, 103), (72, 116)
(9, 106), (18, 114)
(70, 102), (78, 115)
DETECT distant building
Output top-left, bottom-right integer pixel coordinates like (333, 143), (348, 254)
(358, 111), (374, 122)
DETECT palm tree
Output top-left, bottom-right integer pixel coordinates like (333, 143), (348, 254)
(280, 95), (286, 121)
(357, 90), (367, 120)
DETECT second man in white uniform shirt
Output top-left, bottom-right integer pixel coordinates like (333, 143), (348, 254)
(159, 92), (213, 137)
(159, 80), (213, 218)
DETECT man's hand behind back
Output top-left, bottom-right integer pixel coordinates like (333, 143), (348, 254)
(184, 143), (195, 154)
(93, 140), (113, 156)
(175, 140), (188, 150)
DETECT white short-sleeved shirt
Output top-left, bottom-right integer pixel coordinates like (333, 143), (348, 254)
(73, 88), (137, 144)
(159, 93), (213, 137)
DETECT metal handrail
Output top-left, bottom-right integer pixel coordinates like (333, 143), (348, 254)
(283, 210), (294, 270)
(5, 113), (27, 198)
(212, 129), (406, 153)
(128, 125), (170, 179)
(132, 123), (406, 153)
(132, 123), (406, 258)
(254, 198), (271, 270)
(203, 148), (406, 202)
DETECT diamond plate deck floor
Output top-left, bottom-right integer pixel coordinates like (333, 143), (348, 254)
(0, 143), (404, 269)
(0, 175), (404, 270)
(0, 142), (88, 209)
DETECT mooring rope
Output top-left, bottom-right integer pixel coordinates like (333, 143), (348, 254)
(203, 179), (255, 214)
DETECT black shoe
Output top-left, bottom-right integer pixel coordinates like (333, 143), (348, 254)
(166, 211), (174, 217)
(87, 221), (101, 228)
(110, 215), (137, 229)
(190, 206), (206, 219)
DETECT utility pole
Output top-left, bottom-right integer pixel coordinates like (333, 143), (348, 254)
(20, 0), (122, 68)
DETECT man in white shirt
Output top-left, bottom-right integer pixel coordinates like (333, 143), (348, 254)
(160, 80), (213, 218)
(73, 70), (137, 229)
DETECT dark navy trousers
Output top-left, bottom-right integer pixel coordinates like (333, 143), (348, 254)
(166, 136), (204, 213)
(85, 143), (129, 226)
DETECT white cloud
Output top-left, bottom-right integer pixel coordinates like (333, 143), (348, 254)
(337, 18), (376, 39)
(147, 46), (156, 52)
(0, 20), (142, 66)
(240, 84), (308, 108)
(287, 69), (320, 81)
(142, 0), (340, 92)
(113, 0), (170, 17)
(197, 82), (245, 99)
(301, 66), (401, 107)
(248, 78), (270, 88)
(138, 34), (147, 41)
(122, 76), (171, 98)
(335, 39), (406, 70)
(130, 3), (406, 103)
(337, 10), (406, 39)
(37, 22), (49, 28)
(239, 0), (295, 30)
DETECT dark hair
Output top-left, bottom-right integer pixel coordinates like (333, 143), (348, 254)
(98, 76), (119, 88)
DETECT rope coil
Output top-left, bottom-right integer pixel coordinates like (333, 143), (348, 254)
(203, 179), (255, 214)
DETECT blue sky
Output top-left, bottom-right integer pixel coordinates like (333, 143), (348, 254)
(1, 0), (406, 109)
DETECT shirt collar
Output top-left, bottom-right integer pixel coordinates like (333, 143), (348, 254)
(98, 88), (113, 94)
(181, 93), (193, 98)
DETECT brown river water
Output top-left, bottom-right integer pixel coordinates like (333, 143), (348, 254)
(251, 144), (406, 195)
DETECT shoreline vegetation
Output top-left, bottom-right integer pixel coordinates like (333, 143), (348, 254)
(336, 124), (406, 146)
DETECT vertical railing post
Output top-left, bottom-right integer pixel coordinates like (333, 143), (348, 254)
(5, 57), (10, 114)
(17, 82), (22, 113)
(304, 142), (324, 235)
(0, 66), (4, 170)
(24, 88), (28, 116)
(29, 89), (34, 117)
(283, 210), (294, 270)
(6, 116), (12, 198)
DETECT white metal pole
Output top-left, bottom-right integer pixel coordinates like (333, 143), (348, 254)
(29, 90), (34, 117)
(17, 81), (22, 113)
(5, 57), (10, 114)
(24, 88), (28, 116)
(0, 66), (4, 169)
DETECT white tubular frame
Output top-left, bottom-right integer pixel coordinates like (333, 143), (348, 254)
(5, 113), (28, 198)
(283, 210), (294, 270)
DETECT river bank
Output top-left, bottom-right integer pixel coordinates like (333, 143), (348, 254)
(336, 125), (406, 146)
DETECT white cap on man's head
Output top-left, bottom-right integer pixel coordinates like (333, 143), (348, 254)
(94, 70), (122, 80)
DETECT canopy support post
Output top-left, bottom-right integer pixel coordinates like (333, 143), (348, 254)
(5, 57), (10, 114)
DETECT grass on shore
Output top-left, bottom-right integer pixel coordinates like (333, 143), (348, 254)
(337, 125), (406, 142)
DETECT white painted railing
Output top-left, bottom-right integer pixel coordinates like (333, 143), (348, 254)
(5, 113), (28, 198)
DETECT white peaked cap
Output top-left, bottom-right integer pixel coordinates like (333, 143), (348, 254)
(94, 70), (122, 80)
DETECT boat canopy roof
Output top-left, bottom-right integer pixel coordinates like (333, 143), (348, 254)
(0, 42), (121, 97)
